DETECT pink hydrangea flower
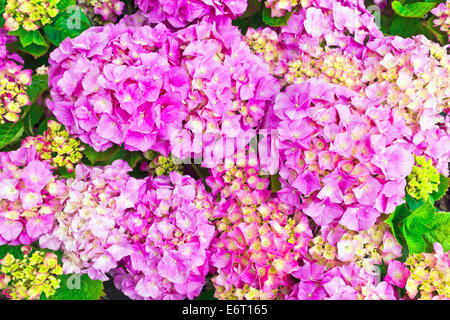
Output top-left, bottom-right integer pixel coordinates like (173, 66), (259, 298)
(0, 146), (67, 245)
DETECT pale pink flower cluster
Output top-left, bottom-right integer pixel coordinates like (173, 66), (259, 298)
(40, 160), (140, 281)
(0, 146), (67, 245)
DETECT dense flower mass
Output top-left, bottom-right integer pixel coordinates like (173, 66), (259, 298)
(0, 0), (449, 301)
(112, 172), (216, 300)
(77, 0), (125, 24)
(135, 0), (247, 28)
(432, 1), (450, 41)
(2, 0), (60, 31)
(287, 261), (397, 300)
(0, 247), (63, 300)
(404, 243), (450, 300)
(47, 22), (189, 154)
(308, 222), (402, 273)
(171, 18), (280, 162)
(0, 146), (67, 245)
(211, 192), (312, 299)
(271, 79), (414, 230)
(39, 160), (139, 281)
(21, 120), (84, 173)
(247, 5), (450, 175)
(0, 29), (32, 123)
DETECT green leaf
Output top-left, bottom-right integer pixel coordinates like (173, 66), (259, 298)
(392, 1), (437, 18)
(262, 7), (293, 27)
(83, 144), (121, 165)
(26, 74), (49, 104)
(405, 193), (426, 211)
(16, 40), (49, 58)
(431, 174), (449, 202)
(405, 197), (435, 235)
(0, 121), (24, 150)
(19, 30), (48, 48)
(45, 6), (91, 46)
(0, 245), (26, 260)
(56, 0), (76, 11)
(385, 204), (412, 259)
(404, 224), (427, 254)
(124, 151), (144, 168)
(7, 27), (27, 37)
(42, 274), (105, 300)
(423, 212), (450, 252)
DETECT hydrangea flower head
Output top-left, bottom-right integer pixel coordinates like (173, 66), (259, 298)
(0, 146), (67, 245)
(431, 1), (450, 41)
(135, 0), (247, 28)
(211, 192), (312, 299)
(77, 0), (125, 24)
(39, 160), (140, 281)
(0, 29), (32, 124)
(48, 22), (189, 154)
(404, 243), (450, 300)
(21, 120), (84, 173)
(112, 172), (216, 300)
(272, 80), (414, 230)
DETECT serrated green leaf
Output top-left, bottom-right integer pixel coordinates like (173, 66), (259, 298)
(16, 40), (49, 58)
(431, 174), (449, 202)
(405, 197), (435, 235)
(405, 193), (426, 211)
(42, 274), (105, 300)
(0, 121), (24, 150)
(19, 30), (48, 48)
(423, 211), (450, 252)
(404, 223), (427, 254)
(392, 1), (437, 18)
(262, 7), (293, 27)
(83, 144), (121, 165)
(57, 0), (76, 11)
(27, 74), (49, 104)
(45, 6), (91, 46)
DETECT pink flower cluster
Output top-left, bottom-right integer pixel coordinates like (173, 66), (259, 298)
(247, 2), (450, 175)
(271, 79), (414, 231)
(432, 1), (450, 41)
(48, 16), (279, 160)
(168, 18), (280, 161)
(135, 0), (247, 28)
(205, 144), (270, 201)
(0, 146), (67, 245)
(287, 261), (397, 300)
(40, 160), (140, 281)
(112, 172), (215, 300)
(210, 192), (312, 299)
(47, 23), (189, 154)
